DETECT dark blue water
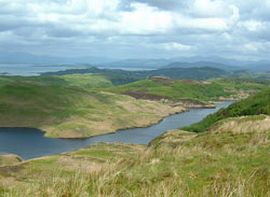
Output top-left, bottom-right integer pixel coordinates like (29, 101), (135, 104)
(0, 101), (232, 159)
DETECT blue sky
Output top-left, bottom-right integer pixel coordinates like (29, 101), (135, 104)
(0, 0), (269, 60)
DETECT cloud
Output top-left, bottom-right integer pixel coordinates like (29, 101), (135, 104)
(0, 0), (269, 60)
(240, 20), (264, 32)
(161, 42), (193, 51)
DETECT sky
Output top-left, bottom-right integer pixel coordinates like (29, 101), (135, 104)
(0, 0), (270, 61)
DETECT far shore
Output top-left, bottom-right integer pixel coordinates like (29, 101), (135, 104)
(0, 100), (235, 140)
(0, 100), (233, 163)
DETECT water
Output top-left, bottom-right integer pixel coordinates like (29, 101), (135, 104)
(0, 64), (88, 76)
(0, 64), (153, 76)
(0, 101), (232, 160)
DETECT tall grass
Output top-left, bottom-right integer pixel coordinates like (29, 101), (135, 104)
(4, 165), (270, 197)
(2, 116), (270, 196)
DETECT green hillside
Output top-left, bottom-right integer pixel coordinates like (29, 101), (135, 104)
(185, 88), (270, 132)
(108, 77), (267, 102)
(0, 74), (183, 138)
(0, 74), (268, 138)
(108, 78), (228, 101)
(213, 77), (269, 92)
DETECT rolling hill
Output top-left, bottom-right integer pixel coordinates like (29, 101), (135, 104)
(106, 77), (268, 103)
(107, 78), (229, 102)
(185, 88), (270, 132)
(0, 74), (184, 138)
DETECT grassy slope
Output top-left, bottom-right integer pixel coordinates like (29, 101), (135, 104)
(107, 77), (267, 102)
(185, 88), (270, 132)
(1, 115), (270, 196)
(0, 74), (113, 89)
(0, 74), (184, 138)
(213, 78), (269, 93)
(108, 79), (229, 102)
(0, 155), (22, 167)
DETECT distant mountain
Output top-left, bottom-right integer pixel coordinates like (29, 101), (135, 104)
(1, 52), (269, 72)
(168, 56), (269, 67)
(164, 61), (238, 71)
(103, 58), (170, 69)
(244, 62), (270, 72)
(105, 57), (270, 72)
(102, 57), (240, 70)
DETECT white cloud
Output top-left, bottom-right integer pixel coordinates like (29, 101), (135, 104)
(0, 0), (269, 60)
(119, 3), (173, 34)
(240, 20), (264, 32)
(0, 0), (241, 35)
(174, 15), (229, 32)
(241, 42), (265, 52)
(162, 42), (193, 51)
(191, 0), (231, 17)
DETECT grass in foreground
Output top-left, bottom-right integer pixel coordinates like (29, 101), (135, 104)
(1, 115), (270, 196)
(0, 155), (22, 167)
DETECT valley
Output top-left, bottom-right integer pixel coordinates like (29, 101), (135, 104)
(1, 1), (270, 196)
(1, 102), (270, 196)
(0, 71), (266, 139)
(0, 67), (269, 196)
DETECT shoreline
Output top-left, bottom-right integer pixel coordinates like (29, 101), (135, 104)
(0, 101), (233, 163)
(0, 100), (229, 140)
(0, 99), (234, 140)
(0, 106), (187, 140)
